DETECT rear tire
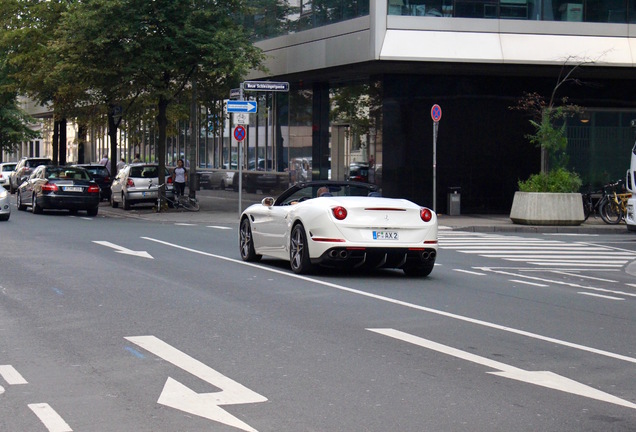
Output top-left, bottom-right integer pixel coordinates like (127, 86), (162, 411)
(403, 262), (435, 277)
(87, 206), (98, 217)
(32, 195), (42, 214)
(600, 200), (622, 224)
(110, 193), (119, 208)
(290, 223), (314, 274)
(239, 217), (261, 262)
(122, 193), (131, 210)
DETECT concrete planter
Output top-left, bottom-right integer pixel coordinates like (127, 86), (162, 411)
(509, 192), (584, 226)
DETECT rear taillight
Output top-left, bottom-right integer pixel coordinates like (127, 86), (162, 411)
(87, 185), (100, 194)
(41, 182), (58, 192)
(127, 179), (135, 187)
(104, 176), (110, 183)
(167, 177), (173, 184)
(332, 206), (347, 220)
(420, 207), (433, 222)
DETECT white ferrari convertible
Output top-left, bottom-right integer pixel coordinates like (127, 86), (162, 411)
(239, 181), (438, 276)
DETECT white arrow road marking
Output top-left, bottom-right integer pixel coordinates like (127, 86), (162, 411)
(92, 241), (153, 259)
(369, 328), (636, 410)
(125, 335), (267, 432)
(28, 403), (73, 432)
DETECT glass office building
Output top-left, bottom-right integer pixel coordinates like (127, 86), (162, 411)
(241, 0), (636, 213)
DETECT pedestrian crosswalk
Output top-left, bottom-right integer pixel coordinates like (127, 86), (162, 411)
(438, 231), (636, 268)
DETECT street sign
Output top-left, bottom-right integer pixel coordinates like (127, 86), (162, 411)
(243, 81), (290, 92)
(234, 125), (246, 142)
(431, 104), (442, 122)
(233, 113), (249, 125)
(229, 88), (241, 99)
(226, 100), (257, 114)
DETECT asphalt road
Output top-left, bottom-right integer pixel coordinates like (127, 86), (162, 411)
(1, 203), (635, 431)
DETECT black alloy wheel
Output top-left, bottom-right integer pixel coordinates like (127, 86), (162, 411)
(290, 223), (314, 274)
(239, 217), (261, 262)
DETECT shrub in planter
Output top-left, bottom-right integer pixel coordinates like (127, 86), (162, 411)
(518, 168), (582, 193)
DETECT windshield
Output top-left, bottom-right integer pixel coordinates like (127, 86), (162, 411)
(277, 183), (377, 206)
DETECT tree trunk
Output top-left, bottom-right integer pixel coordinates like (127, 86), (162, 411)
(59, 118), (67, 165)
(77, 124), (87, 164)
(52, 119), (59, 165)
(107, 105), (118, 177)
(157, 96), (169, 188)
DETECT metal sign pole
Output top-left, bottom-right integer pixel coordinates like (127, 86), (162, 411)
(433, 121), (437, 213)
(430, 104), (442, 213)
(238, 83), (244, 216)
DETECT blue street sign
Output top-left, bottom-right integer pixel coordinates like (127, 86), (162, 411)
(226, 100), (257, 113)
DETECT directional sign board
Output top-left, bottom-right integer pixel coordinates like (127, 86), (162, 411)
(243, 81), (289, 92)
(226, 100), (257, 114)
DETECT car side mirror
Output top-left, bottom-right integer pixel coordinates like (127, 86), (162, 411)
(262, 197), (274, 207)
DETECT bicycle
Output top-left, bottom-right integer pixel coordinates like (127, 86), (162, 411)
(600, 181), (630, 224)
(153, 183), (200, 212)
(581, 188), (604, 221)
(582, 180), (628, 224)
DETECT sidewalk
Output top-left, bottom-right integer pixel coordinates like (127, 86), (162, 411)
(98, 189), (630, 234)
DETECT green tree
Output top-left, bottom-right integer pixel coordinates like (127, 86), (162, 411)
(54, 0), (264, 187)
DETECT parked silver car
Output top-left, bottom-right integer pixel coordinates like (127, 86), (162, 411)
(0, 186), (10, 221)
(0, 162), (17, 189)
(110, 163), (174, 210)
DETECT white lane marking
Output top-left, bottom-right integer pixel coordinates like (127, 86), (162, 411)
(369, 328), (636, 410)
(141, 236), (636, 365)
(477, 267), (636, 298)
(207, 225), (233, 230)
(453, 269), (486, 276)
(509, 279), (549, 287)
(544, 233), (598, 236)
(0, 365), (28, 385)
(126, 335), (266, 432)
(577, 292), (625, 301)
(92, 241), (153, 259)
(28, 403), (73, 432)
(551, 271), (617, 283)
(175, 223), (197, 226)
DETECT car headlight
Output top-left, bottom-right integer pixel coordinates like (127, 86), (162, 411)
(0, 188), (7, 198)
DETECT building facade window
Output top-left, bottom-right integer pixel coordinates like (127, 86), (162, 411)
(388, 0), (635, 22)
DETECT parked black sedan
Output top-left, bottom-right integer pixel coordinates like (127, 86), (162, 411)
(72, 163), (112, 200)
(16, 165), (100, 216)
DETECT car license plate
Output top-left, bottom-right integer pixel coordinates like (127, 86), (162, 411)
(64, 186), (82, 192)
(373, 231), (398, 240)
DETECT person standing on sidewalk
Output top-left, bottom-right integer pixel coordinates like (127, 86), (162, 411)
(172, 159), (188, 197)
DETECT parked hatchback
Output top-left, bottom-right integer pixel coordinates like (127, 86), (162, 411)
(72, 164), (112, 200)
(0, 162), (17, 189)
(110, 163), (174, 210)
(9, 157), (53, 193)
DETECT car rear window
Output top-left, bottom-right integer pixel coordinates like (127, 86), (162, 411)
(47, 167), (91, 180)
(85, 167), (108, 176)
(25, 159), (52, 168)
(2, 165), (16, 172)
(129, 166), (170, 178)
